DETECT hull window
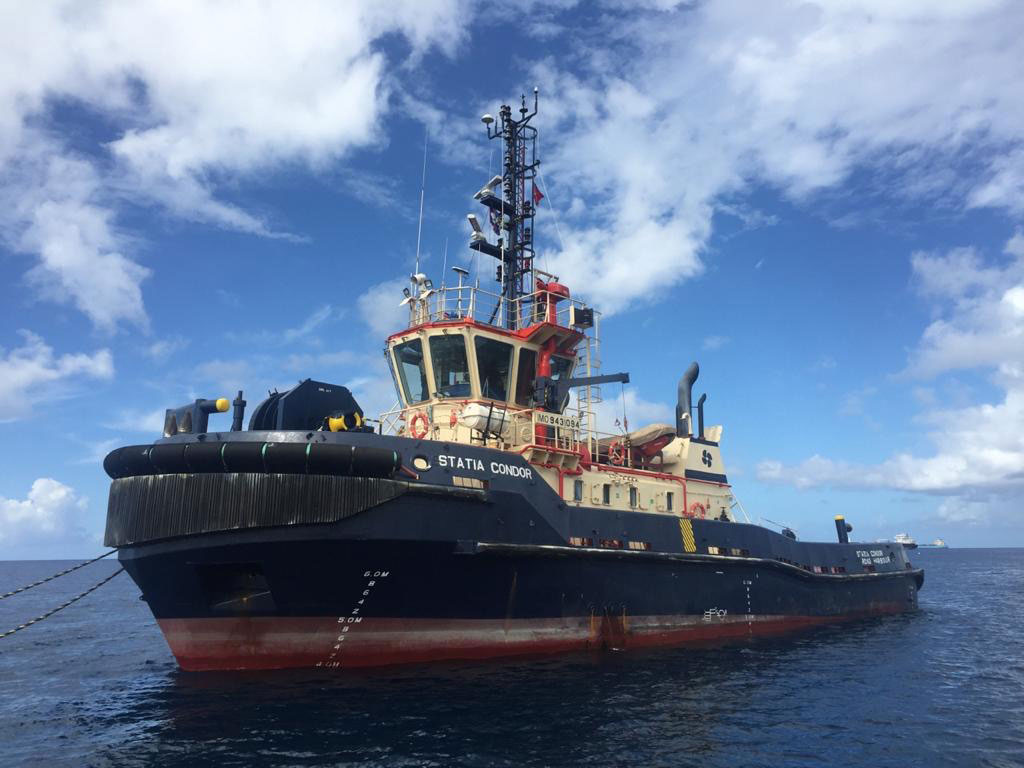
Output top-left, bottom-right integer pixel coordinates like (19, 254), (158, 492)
(429, 335), (471, 398)
(573, 478), (584, 501)
(667, 491), (674, 511)
(394, 339), (429, 404)
(475, 337), (514, 401)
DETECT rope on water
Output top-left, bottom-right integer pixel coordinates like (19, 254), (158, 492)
(0, 568), (124, 640)
(0, 549), (117, 600)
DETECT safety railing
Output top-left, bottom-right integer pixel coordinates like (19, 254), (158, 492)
(404, 285), (597, 332)
(377, 399), (634, 462)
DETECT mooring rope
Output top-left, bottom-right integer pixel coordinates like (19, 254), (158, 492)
(0, 549), (117, 601)
(0, 568), (124, 640)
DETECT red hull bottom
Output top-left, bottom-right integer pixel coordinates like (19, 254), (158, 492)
(159, 609), (904, 671)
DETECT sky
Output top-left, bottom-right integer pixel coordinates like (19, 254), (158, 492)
(1, 0), (1023, 558)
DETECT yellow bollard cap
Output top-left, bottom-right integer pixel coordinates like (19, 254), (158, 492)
(834, 515), (845, 520)
(328, 416), (348, 432)
(215, 398), (230, 412)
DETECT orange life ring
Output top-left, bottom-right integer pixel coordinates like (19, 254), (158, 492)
(609, 439), (625, 465)
(410, 411), (430, 439)
(688, 502), (706, 519)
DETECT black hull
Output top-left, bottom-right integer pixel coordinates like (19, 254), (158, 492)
(107, 433), (922, 671)
(121, 533), (920, 670)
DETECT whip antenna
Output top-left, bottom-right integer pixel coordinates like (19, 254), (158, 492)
(414, 127), (428, 274)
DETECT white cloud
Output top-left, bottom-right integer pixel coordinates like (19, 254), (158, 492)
(228, 305), (338, 347)
(71, 436), (124, 466)
(144, 335), (189, 363)
(358, 277), (411, 338)
(530, 1), (1024, 312)
(104, 408), (166, 435)
(346, 370), (403, 422)
(904, 237), (1024, 379)
(0, 478), (86, 544)
(702, 335), (729, 351)
(193, 358), (255, 394)
(968, 147), (1024, 215)
(758, 233), (1024, 514)
(587, 388), (674, 435)
(1, 149), (151, 331)
(0, 1), (472, 330)
(936, 497), (989, 524)
(0, 331), (113, 421)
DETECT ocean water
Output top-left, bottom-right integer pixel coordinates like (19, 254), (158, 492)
(1, 548), (1021, 768)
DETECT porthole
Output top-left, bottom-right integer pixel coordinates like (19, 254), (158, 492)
(412, 455), (431, 471)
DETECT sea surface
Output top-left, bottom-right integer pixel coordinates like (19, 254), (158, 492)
(1, 548), (1022, 767)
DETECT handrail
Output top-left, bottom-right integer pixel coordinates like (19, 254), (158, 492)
(402, 285), (597, 332)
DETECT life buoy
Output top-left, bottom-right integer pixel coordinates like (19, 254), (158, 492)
(688, 502), (706, 519)
(608, 439), (625, 466)
(410, 411), (430, 439)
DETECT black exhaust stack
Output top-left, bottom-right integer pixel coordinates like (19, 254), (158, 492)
(835, 515), (852, 544)
(675, 362), (700, 436)
(231, 390), (247, 432)
(697, 393), (707, 439)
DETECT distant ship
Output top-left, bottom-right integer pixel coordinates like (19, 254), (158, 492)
(891, 533), (918, 549)
(100, 91), (924, 671)
(919, 539), (948, 549)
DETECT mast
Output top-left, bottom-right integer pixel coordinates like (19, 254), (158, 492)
(472, 88), (540, 330)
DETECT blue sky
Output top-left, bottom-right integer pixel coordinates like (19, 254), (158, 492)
(1, 1), (1023, 558)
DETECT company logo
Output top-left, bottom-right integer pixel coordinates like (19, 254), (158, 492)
(701, 449), (713, 467)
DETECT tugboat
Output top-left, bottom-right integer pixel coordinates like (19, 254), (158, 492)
(102, 92), (924, 671)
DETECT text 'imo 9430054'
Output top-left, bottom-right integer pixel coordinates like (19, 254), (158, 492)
(102, 91), (923, 672)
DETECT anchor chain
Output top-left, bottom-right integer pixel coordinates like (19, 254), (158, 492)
(0, 549), (117, 600)
(0, 568), (124, 640)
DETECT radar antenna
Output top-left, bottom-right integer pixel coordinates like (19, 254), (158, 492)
(472, 88), (540, 330)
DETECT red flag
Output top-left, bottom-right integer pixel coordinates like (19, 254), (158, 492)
(532, 183), (544, 205)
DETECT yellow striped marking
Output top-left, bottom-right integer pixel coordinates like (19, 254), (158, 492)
(678, 518), (696, 553)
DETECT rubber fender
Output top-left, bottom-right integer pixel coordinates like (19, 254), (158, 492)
(185, 442), (225, 473)
(104, 445), (153, 479)
(102, 447), (124, 478)
(307, 442), (355, 476)
(149, 443), (188, 474)
(262, 442), (308, 474)
(221, 441), (266, 473)
(350, 446), (402, 478)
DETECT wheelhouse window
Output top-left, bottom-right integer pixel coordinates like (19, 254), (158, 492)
(393, 339), (428, 404)
(429, 334), (470, 398)
(514, 348), (538, 406)
(475, 336), (514, 401)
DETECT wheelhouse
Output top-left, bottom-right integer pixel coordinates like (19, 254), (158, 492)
(384, 277), (585, 443)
